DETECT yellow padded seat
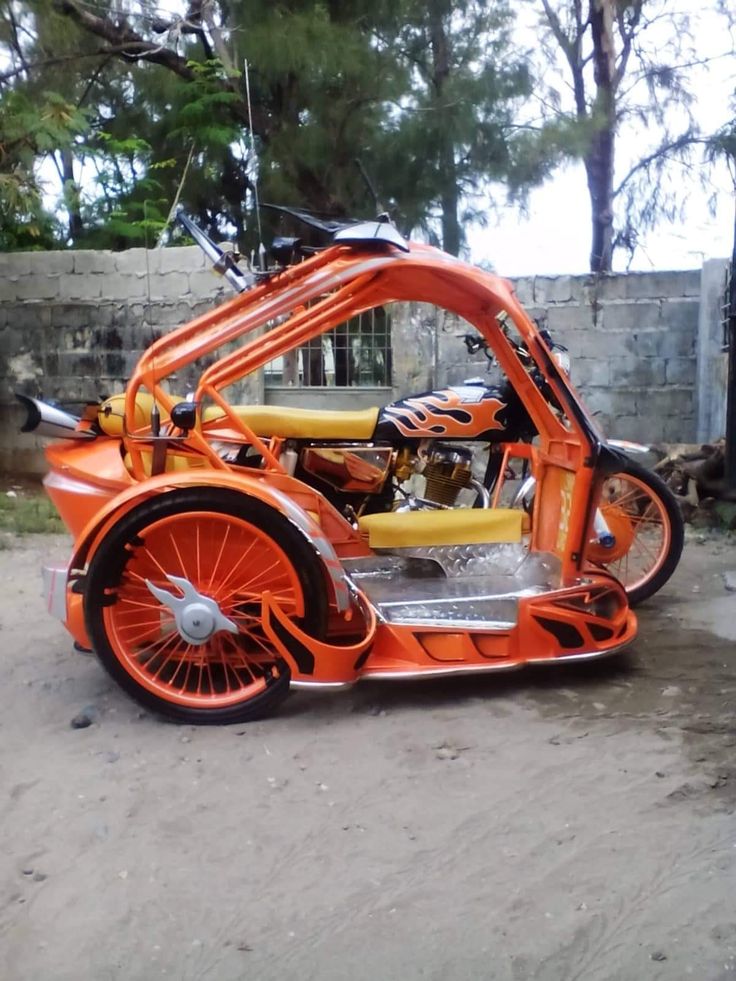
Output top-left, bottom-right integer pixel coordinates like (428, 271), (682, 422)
(358, 508), (524, 549)
(99, 393), (379, 441)
(202, 404), (380, 440)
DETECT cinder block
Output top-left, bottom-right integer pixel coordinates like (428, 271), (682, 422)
(624, 328), (695, 359)
(14, 277), (60, 301)
(6, 303), (51, 330)
(659, 298), (699, 331)
(588, 273), (628, 302)
(533, 275), (572, 304)
(601, 301), (661, 332)
(149, 273), (189, 300)
(0, 253), (32, 277)
(546, 303), (597, 332)
(73, 252), (116, 276)
(189, 269), (227, 297)
(158, 245), (205, 273)
(661, 413), (696, 441)
(510, 276), (533, 305)
(626, 271), (700, 300)
(636, 387), (694, 419)
(609, 355), (666, 387)
(42, 252), (75, 275)
(64, 276), (103, 301)
(114, 249), (149, 275)
(575, 358), (610, 387)
(665, 357), (696, 386)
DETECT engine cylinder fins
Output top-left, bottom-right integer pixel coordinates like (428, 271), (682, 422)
(423, 444), (473, 507)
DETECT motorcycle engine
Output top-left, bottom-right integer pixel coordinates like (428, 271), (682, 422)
(422, 444), (473, 507)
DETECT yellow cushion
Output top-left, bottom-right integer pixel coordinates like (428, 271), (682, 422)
(202, 404), (380, 440)
(358, 508), (524, 549)
(98, 393), (184, 436)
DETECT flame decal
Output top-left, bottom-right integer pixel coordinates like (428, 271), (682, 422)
(379, 389), (507, 438)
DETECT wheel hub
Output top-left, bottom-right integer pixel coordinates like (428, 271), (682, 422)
(145, 574), (239, 646)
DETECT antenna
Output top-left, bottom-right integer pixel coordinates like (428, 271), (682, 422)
(243, 59), (266, 270)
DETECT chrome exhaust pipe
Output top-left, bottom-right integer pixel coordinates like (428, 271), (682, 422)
(16, 393), (95, 440)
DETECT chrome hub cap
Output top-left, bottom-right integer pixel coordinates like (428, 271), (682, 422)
(145, 574), (239, 646)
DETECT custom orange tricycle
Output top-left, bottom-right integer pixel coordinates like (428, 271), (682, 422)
(19, 213), (641, 723)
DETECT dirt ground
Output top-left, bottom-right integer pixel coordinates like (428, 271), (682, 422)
(0, 531), (735, 981)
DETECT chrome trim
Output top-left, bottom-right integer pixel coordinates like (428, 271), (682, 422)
(608, 438), (650, 455)
(470, 478), (490, 508)
(145, 574), (238, 645)
(511, 475), (536, 508)
(290, 680), (354, 690)
(361, 639), (631, 681)
(16, 394), (95, 441)
(334, 221), (410, 252)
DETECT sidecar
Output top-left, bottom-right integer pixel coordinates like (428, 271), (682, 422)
(24, 219), (636, 723)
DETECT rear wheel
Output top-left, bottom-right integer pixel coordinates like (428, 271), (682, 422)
(586, 460), (684, 606)
(85, 488), (327, 724)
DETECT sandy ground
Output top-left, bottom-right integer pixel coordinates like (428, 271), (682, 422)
(0, 531), (735, 981)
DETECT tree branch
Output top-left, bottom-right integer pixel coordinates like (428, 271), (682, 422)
(53, 0), (197, 80)
(613, 133), (706, 198)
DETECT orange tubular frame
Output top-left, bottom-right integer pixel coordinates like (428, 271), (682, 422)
(44, 237), (636, 693)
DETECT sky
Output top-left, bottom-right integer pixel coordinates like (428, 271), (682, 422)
(468, 2), (736, 277)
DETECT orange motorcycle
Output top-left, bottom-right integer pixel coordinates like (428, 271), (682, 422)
(19, 214), (640, 724)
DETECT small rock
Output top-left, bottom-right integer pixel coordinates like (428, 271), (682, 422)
(436, 745), (459, 761)
(6, 490), (17, 498)
(70, 705), (99, 729)
(21, 868), (33, 876)
(32, 872), (47, 883)
(118, 870), (128, 880)
(723, 571), (736, 593)
(661, 686), (681, 697)
(237, 943), (253, 952)
(651, 951), (667, 962)
(655, 771), (666, 778)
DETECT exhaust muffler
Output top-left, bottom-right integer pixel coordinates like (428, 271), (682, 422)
(16, 393), (95, 440)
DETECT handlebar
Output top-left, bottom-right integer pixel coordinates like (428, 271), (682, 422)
(176, 211), (255, 293)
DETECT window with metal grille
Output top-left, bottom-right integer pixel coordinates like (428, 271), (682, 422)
(264, 306), (392, 388)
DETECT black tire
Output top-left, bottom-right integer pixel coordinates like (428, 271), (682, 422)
(85, 488), (328, 724)
(588, 458), (684, 606)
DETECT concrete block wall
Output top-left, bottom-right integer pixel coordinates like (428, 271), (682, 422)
(0, 246), (720, 474)
(0, 247), (261, 473)
(432, 269), (702, 444)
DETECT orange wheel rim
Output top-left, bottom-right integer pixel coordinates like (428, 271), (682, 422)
(102, 511), (303, 708)
(587, 473), (671, 593)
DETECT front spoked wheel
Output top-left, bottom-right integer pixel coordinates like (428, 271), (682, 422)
(85, 489), (327, 724)
(586, 459), (684, 606)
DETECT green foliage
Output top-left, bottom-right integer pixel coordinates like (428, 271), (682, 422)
(0, 1), (537, 254)
(0, 487), (64, 534)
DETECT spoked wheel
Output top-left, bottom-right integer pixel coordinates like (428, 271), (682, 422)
(85, 489), (327, 724)
(586, 459), (684, 606)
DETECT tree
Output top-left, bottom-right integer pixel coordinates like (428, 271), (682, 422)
(528, 0), (731, 272)
(373, 0), (531, 255)
(1, 0), (535, 255)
